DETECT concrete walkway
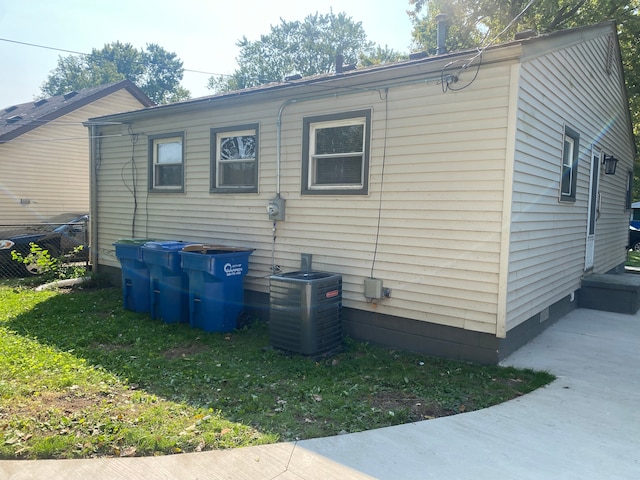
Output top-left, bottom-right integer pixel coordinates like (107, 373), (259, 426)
(2, 307), (639, 479)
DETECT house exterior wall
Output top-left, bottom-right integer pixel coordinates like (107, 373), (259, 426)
(89, 22), (634, 361)
(0, 89), (149, 223)
(506, 27), (635, 330)
(93, 59), (516, 338)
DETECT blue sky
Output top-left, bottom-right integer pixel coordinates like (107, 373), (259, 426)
(0, 0), (415, 107)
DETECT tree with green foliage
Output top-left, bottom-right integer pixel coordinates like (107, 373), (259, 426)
(40, 41), (190, 104)
(409, 0), (640, 197)
(208, 11), (407, 93)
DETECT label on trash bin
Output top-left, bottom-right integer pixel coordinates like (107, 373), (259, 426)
(224, 263), (244, 276)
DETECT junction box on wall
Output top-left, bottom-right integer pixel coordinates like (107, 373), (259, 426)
(364, 278), (391, 300)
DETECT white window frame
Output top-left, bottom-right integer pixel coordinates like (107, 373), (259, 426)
(302, 110), (371, 195)
(149, 133), (184, 192)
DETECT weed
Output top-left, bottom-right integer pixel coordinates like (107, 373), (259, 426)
(11, 243), (87, 280)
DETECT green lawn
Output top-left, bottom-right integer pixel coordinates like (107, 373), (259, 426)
(0, 281), (554, 459)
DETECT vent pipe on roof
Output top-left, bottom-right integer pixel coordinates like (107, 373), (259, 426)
(335, 54), (344, 74)
(435, 13), (448, 55)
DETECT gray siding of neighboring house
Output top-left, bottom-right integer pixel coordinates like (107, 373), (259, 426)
(506, 26), (635, 330)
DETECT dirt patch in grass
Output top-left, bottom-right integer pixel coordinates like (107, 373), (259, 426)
(369, 391), (454, 421)
(91, 342), (130, 353)
(2, 388), (131, 419)
(162, 343), (208, 360)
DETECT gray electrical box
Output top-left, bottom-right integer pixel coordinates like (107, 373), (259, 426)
(364, 277), (383, 299)
(267, 197), (286, 221)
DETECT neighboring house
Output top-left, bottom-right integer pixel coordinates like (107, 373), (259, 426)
(87, 21), (635, 363)
(0, 80), (153, 223)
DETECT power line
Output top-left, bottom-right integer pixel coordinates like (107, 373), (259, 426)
(0, 36), (231, 77)
(0, 37), (87, 55)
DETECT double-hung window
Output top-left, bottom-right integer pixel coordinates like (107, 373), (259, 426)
(211, 124), (258, 193)
(560, 126), (579, 202)
(302, 110), (371, 195)
(149, 133), (184, 192)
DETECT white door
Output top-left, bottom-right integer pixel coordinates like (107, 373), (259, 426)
(585, 146), (601, 270)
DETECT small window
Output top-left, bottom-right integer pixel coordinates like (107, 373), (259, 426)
(211, 124), (258, 193)
(302, 110), (371, 195)
(560, 126), (579, 202)
(149, 133), (184, 192)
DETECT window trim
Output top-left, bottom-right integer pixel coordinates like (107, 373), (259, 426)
(302, 109), (371, 195)
(560, 125), (579, 203)
(148, 132), (185, 193)
(210, 124), (259, 193)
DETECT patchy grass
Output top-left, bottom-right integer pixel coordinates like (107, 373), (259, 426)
(0, 281), (554, 459)
(626, 250), (640, 268)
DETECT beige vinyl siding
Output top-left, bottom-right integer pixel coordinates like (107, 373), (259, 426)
(96, 61), (514, 334)
(0, 89), (148, 223)
(507, 31), (635, 329)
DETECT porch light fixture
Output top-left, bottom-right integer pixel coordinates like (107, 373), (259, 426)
(602, 154), (618, 175)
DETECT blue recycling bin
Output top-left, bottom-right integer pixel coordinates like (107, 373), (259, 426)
(142, 241), (194, 324)
(114, 238), (155, 313)
(180, 245), (254, 332)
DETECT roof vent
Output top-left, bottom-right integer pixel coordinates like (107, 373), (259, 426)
(63, 91), (79, 100)
(514, 29), (538, 40)
(6, 115), (23, 124)
(409, 51), (429, 60)
(284, 74), (302, 81)
(34, 99), (48, 107)
(4, 105), (17, 113)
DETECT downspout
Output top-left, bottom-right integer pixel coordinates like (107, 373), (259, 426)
(88, 125), (99, 273)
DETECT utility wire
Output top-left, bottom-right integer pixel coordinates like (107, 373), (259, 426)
(0, 37), (87, 55)
(0, 133), (127, 145)
(0, 36), (231, 77)
(440, 0), (536, 92)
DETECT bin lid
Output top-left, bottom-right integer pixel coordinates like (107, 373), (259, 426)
(114, 238), (156, 246)
(142, 240), (195, 252)
(181, 244), (254, 255)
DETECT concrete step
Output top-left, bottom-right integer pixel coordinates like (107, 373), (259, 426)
(578, 272), (640, 314)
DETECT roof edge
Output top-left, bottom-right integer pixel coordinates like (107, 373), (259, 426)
(1, 80), (154, 143)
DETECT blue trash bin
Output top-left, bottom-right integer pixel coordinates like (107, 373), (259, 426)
(114, 238), (155, 313)
(180, 245), (254, 332)
(142, 241), (194, 324)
